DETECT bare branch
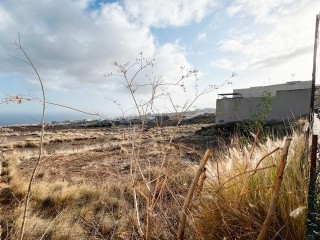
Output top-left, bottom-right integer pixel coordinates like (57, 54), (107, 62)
(11, 36), (47, 240)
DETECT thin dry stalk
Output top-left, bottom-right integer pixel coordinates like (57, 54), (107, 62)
(196, 168), (206, 196)
(133, 187), (144, 237)
(240, 130), (261, 195)
(151, 176), (167, 210)
(13, 35), (46, 240)
(39, 209), (65, 240)
(146, 191), (151, 240)
(251, 147), (281, 177)
(216, 160), (220, 185)
(256, 137), (292, 240)
(249, 129), (260, 161)
(0, 89), (99, 117)
(218, 164), (276, 191)
(177, 149), (213, 240)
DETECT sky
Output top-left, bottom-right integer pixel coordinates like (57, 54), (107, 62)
(0, 0), (320, 124)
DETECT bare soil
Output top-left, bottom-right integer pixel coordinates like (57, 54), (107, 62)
(1, 124), (218, 186)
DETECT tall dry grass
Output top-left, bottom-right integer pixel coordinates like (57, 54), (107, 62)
(194, 131), (308, 239)
(2, 150), (196, 240)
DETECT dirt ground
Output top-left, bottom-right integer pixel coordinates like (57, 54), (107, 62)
(0, 124), (219, 186)
(0, 123), (222, 239)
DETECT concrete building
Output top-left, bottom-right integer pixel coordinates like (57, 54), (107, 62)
(215, 81), (312, 125)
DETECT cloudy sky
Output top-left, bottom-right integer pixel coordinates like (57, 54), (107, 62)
(0, 0), (319, 124)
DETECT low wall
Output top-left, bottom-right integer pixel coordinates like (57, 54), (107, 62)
(215, 88), (311, 125)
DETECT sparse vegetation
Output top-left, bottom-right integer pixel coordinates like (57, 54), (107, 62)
(0, 40), (312, 240)
(0, 123), (311, 239)
(1, 132), (197, 239)
(237, 91), (273, 142)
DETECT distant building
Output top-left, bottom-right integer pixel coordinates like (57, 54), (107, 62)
(215, 81), (312, 125)
(154, 114), (170, 125)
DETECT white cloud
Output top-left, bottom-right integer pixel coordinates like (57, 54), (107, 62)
(154, 43), (194, 89)
(210, 59), (235, 70)
(215, 0), (320, 72)
(104, 42), (195, 98)
(123, 0), (219, 28)
(210, 58), (247, 71)
(197, 32), (206, 40)
(227, 0), (311, 23)
(0, 5), (14, 31)
(218, 33), (256, 52)
(0, 0), (194, 95)
(218, 39), (244, 53)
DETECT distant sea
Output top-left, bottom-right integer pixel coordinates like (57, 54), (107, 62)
(0, 113), (92, 126)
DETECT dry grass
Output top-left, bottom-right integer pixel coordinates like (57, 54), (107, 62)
(194, 131), (308, 239)
(0, 124), (310, 239)
(1, 148), (195, 239)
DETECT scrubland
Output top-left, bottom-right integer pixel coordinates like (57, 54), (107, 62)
(0, 122), (310, 239)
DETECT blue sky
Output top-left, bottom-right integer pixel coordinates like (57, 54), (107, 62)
(0, 0), (320, 123)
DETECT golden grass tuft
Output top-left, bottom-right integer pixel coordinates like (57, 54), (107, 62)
(8, 180), (127, 239)
(194, 132), (308, 239)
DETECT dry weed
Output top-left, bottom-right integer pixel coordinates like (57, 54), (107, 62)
(195, 132), (308, 239)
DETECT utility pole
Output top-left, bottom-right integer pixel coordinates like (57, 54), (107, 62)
(310, 14), (319, 116)
(307, 13), (320, 240)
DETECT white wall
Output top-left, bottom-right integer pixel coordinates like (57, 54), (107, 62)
(233, 81), (311, 98)
(216, 88), (311, 125)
